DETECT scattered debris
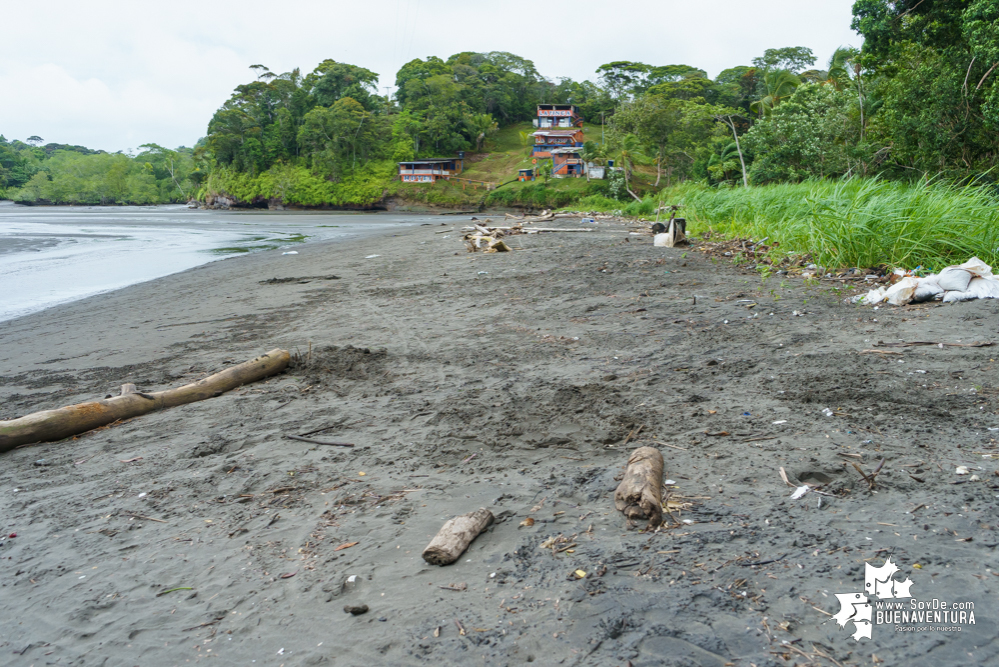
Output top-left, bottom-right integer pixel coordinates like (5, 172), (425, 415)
(344, 605), (369, 615)
(856, 257), (999, 305)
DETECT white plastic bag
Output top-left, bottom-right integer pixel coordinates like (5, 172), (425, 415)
(860, 287), (887, 304)
(957, 256), (994, 279)
(884, 277), (918, 306)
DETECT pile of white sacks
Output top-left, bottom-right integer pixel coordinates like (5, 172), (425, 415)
(858, 257), (999, 306)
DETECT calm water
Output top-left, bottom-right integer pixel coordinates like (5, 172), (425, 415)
(0, 202), (436, 323)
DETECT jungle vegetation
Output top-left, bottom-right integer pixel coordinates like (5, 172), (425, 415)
(3, 1), (998, 209)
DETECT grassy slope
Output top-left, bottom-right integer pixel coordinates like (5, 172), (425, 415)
(388, 122), (614, 210)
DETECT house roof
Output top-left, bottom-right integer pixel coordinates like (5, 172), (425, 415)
(550, 147), (582, 155)
(397, 157), (462, 165)
(531, 130), (581, 137)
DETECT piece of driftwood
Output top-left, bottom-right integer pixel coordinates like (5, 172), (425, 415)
(422, 508), (494, 565)
(614, 446), (664, 529)
(0, 349), (290, 453)
(284, 434), (354, 447)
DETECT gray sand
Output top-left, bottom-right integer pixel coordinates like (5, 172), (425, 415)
(1, 218), (997, 666)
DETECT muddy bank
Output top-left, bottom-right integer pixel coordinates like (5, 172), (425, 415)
(1, 217), (997, 666)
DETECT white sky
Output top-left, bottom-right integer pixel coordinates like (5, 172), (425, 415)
(0, 0), (861, 153)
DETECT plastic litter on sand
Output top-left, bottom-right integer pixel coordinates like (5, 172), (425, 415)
(855, 257), (999, 306)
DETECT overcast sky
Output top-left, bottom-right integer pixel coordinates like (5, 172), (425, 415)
(1, 0), (861, 153)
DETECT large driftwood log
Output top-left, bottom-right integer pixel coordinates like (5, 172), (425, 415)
(614, 446), (664, 529)
(422, 508), (494, 565)
(0, 349), (290, 453)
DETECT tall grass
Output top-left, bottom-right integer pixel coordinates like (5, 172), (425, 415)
(666, 179), (999, 270)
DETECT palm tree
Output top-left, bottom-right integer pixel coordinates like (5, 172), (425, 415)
(518, 130), (534, 157)
(750, 69), (801, 117)
(466, 114), (498, 152)
(616, 134), (645, 201)
(825, 47), (858, 91)
(579, 140), (609, 181)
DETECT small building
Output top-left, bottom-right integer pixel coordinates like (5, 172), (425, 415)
(551, 148), (584, 178)
(586, 163), (606, 180)
(531, 129), (584, 157)
(534, 104), (583, 128)
(398, 157), (464, 183)
(518, 168), (535, 182)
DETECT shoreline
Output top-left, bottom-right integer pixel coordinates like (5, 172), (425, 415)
(0, 207), (444, 326)
(1, 217), (997, 666)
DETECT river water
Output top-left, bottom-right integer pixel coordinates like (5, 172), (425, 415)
(0, 202), (435, 323)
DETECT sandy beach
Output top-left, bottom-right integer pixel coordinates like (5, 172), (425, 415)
(1, 216), (997, 667)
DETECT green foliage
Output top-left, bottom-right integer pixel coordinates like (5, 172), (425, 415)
(10, 150), (166, 204)
(851, 0), (999, 178)
(612, 96), (724, 185)
(750, 69), (801, 116)
(201, 161), (394, 208)
(485, 182), (579, 209)
(752, 47), (816, 74)
(297, 97), (383, 178)
(668, 178), (999, 270)
(745, 84), (870, 183)
(0, 135), (37, 191)
(606, 169), (627, 200)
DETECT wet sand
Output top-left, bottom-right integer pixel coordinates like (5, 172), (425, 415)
(1, 217), (997, 667)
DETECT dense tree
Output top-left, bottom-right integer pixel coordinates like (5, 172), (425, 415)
(613, 96), (721, 186)
(850, 0), (999, 177)
(752, 46), (816, 74)
(745, 84), (871, 183)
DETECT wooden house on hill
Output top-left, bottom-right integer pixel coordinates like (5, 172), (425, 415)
(397, 156), (464, 183)
(531, 129), (584, 157)
(535, 104), (583, 128)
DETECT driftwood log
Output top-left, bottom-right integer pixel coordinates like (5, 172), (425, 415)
(0, 348), (291, 453)
(614, 446), (664, 529)
(422, 508), (494, 565)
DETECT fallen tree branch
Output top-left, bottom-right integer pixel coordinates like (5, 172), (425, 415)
(284, 434), (354, 447)
(0, 349), (290, 453)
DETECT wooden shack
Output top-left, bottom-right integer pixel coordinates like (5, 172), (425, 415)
(518, 168), (535, 182)
(398, 157), (464, 183)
